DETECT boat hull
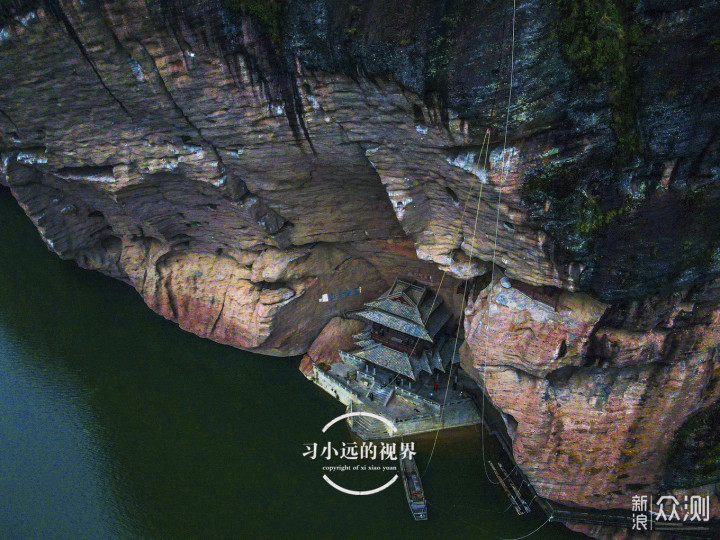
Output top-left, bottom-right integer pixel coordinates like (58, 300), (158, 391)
(399, 456), (428, 521)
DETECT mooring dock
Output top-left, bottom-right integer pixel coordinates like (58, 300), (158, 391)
(466, 388), (720, 538)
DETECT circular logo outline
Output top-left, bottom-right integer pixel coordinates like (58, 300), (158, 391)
(321, 412), (398, 496)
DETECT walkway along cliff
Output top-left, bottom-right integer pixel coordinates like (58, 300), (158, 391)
(1, 0), (720, 537)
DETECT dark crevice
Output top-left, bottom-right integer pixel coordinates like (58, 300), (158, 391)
(167, 23), (193, 71)
(0, 106), (19, 133)
(164, 279), (178, 320)
(221, 52), (243, 90)
(556, 339), (568, 359)
(546, 365), (577, 388)
(209, 288), (228, 336)
(44, 0), (131, 117)
(289, 74), (316, 155)
(445, 185), (459, 204)
(412, 103), (425, 126)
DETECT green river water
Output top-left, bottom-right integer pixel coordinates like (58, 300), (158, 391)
(0, 187), (581, 539)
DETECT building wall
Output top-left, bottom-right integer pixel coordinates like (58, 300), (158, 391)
(313, 365), (481, 439)
(393, 400), (481, 438)
(313, 365), (360, 407)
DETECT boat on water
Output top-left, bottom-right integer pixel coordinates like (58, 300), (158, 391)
(399, 455), (428, 520)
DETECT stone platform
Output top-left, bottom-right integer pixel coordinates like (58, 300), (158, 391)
(311, 360), (481, 440)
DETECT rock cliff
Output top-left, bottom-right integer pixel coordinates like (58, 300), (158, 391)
(1, 0), (719, 530)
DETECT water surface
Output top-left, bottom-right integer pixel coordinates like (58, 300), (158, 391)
(0, 187), (579, 539)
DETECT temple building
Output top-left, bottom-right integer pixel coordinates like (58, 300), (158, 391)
(311, 278), (480, 439)
(342, 279), (457, 387)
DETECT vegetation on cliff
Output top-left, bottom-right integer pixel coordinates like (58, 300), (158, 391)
(224, 0), (284, 44)
(555, 0), (646, 160)
(666, 398), (720, 488)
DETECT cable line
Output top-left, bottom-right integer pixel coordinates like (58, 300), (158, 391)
(481, 0), (517, 487)
(497, 517), (553, 540)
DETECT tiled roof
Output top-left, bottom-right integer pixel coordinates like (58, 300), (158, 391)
(418, 294), (441, 321)
(350, 278), (451, 342)
(440, 336), (461, 367)
(354, 310), (433, 342)
(429, 347), (446, 373)
(352, 343), (415, 380)
(425, 303), (451, 338)
(402, 283), (426, 305)
(412, 351), (433, 377)
(381, 279), (427, 305)
(365, 296), (424, 326)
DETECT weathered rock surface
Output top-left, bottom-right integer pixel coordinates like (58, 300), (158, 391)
(464, 274), (608, 378)
(1, 0), (720, 533)
(462, 277), (720, 510)
(298, 316), (366, 376)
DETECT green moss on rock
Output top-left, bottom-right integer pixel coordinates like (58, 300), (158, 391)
(555, 0), (647, 161)
(665, 397), (720, 488)
(522, 154), (628, 262)
(224, 0), (284, 44)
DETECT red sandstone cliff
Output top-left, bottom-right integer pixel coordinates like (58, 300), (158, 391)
(1, 0), (719, 535)
(462, 275), (720, 511)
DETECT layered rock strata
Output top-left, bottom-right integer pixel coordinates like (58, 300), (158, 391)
(1, 0), (719, 530)
(462, 276), (720, 510)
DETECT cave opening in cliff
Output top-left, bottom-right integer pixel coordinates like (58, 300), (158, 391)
(412, 103), (425, 126)
(503, 412), (519, 440)
(556, 339), (567, 359)
(445, 185), (460, 205)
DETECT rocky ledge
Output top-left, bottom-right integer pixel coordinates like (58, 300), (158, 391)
(1, 0), (719, 532)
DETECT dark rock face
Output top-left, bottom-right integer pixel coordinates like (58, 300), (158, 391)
(666, 395), (720, 489)
(1, 0), (719, 524)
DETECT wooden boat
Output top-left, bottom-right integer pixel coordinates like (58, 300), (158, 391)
(399, 455), (428, 520)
